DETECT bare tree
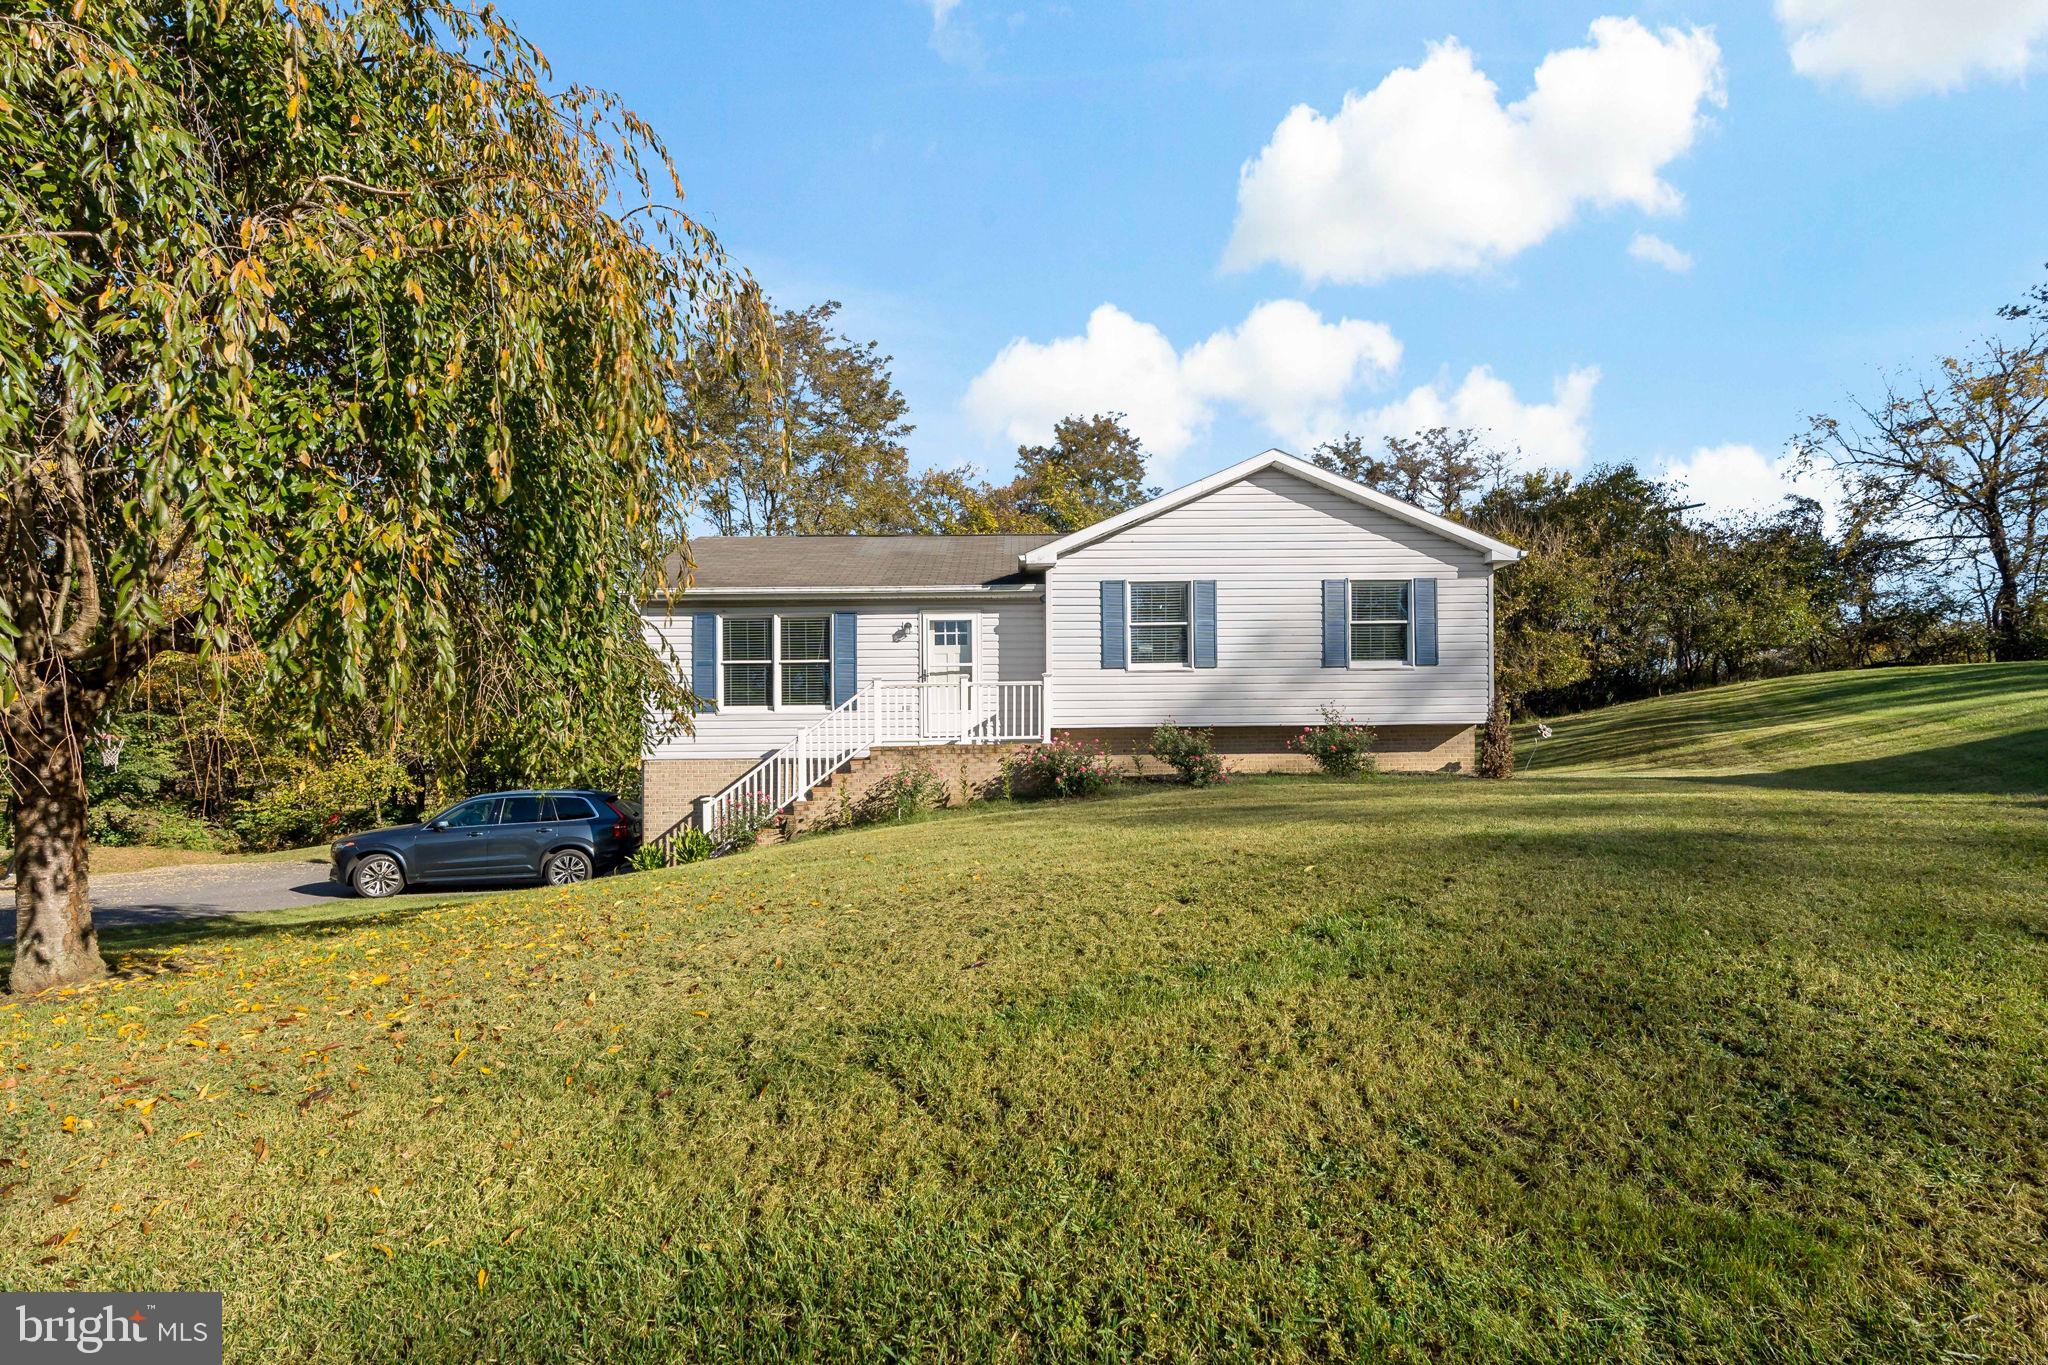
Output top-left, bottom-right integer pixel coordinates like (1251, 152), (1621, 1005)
(1801, 333), (2048, 660)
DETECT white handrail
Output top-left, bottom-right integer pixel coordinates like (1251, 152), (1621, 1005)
(699, 687), (872, 840)
(694, 679), (1047, 840)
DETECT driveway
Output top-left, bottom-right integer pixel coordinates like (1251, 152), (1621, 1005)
(2, 857), (492, 938)
(78, 857), (353, 931)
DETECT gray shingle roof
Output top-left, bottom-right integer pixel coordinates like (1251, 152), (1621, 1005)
(663, 535), (1055, 592)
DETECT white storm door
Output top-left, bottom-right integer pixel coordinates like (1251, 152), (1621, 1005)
(922, 615), (976, 738)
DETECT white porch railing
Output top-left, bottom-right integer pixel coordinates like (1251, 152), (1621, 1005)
(695, 679), (1047, 839)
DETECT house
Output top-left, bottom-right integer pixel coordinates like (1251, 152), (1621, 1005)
(641, 449), (1522, 838)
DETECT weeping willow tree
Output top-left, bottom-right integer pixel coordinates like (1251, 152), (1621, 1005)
(0, 0), (768, 992)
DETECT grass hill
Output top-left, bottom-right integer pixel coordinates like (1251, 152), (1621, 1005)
(3, 665), (2046, 1361)
(1524, 660), (2048, 793)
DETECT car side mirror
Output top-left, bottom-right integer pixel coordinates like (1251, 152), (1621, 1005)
(431, 820), (450, 831)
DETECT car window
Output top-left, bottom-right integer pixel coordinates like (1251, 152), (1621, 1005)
(440, 799), (497, 828)
(551, 795), (596, 821)
(499, 795), (548, 825)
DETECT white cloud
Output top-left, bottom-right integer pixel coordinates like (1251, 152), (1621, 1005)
(1777, 0), (2048, 98)
(1181, 301), (1402, 446)
(1660, 443), (1842, 520)
(963, 300), (1402, 459)
(1224, 18), (1724, 285)
(925, 0), (982, 65)
(964, 305), (1207, 457)
(1350, 366), (1602, 473)
(1628, 232), (1694, 273)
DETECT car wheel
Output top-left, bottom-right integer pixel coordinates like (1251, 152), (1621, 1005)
(352, 853), (405, 899)
(543, 849), (593, 886)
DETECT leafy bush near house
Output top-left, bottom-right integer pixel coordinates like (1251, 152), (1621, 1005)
(631, 826), (715, 870)
(1477, 692), (1515, 779)
(233, 752), (420, 851)
(1149, 721), (1227, 786)
(85, 802), (226, 851)
(709, 794), (777, 853)
(1291, 705), (1377, 777)
(856, 763), (949, 825)
(1014, 738), (1119, 799)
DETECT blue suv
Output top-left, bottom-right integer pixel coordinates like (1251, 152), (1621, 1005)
(330, 789), (640, 898)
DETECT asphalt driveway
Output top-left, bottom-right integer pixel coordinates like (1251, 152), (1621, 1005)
(2, 856), (501, 938)
(77, 857), (353, 931)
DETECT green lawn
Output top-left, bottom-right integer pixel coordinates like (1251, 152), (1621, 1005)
(1522, 659), (2048, 792)
(4, 664), (2047, 1362)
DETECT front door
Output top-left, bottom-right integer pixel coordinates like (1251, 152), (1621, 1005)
(923, 616), (975, 737)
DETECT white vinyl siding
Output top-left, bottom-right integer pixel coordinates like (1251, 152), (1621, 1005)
(643, 595), (1044, 759)
(1045, 467), (1493, 726)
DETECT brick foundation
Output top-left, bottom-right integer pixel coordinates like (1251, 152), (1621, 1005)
(641, 757), (760, 838)
(1052, 724), (1475, 777)
(782, 743), (1036, 837)
(646, 723), (1474, 844)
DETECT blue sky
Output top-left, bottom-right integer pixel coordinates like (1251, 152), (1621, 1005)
(500, 1), (2048, 515)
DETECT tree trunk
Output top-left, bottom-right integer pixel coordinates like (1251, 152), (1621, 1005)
(1989, 572), (2026, 661)
(7, 700), (106, 994)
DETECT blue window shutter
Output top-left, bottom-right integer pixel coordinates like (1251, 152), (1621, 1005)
(1322, 580), (1347, 667)
(1193, 580), (1217, 668)
(1100, 580), (1127, 669)
(1412, 577), (1438, 666)
(831, 611), (858, 706)
(691, 612), (719, 710)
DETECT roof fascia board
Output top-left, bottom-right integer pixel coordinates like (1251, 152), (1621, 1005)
(1018, 449), (1523, 567)
(644, 583), (1045, 604)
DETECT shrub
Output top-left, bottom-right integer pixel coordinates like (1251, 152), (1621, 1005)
(856, 762), (949, 825)
(1477, 692), (1515, 780)
(1149, 721), (1227, 786)
(86, 802), (226, 851)
(1291, 705), (1377, 777)
(630, 826), (714, 870)
(234, 752), (419, 850)
(708, 793), (777, 853)
(1014, 738), (1119, 799)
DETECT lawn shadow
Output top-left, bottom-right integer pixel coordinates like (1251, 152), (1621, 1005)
(1525, 663), (2048, 773)
(0, 890), (500, 977)
(1669, 728), (2048, 796)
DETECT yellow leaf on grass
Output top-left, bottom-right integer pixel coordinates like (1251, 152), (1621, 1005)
(477, 1268), (488, 1290)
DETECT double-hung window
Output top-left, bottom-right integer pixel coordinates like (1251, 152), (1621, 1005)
(779, 617), (831, 706)
(722, 618), (772, 707)
(720, 615), (831, 708)
(1349, 581), (1409, 663)
(1129, 581), (1191, 666)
